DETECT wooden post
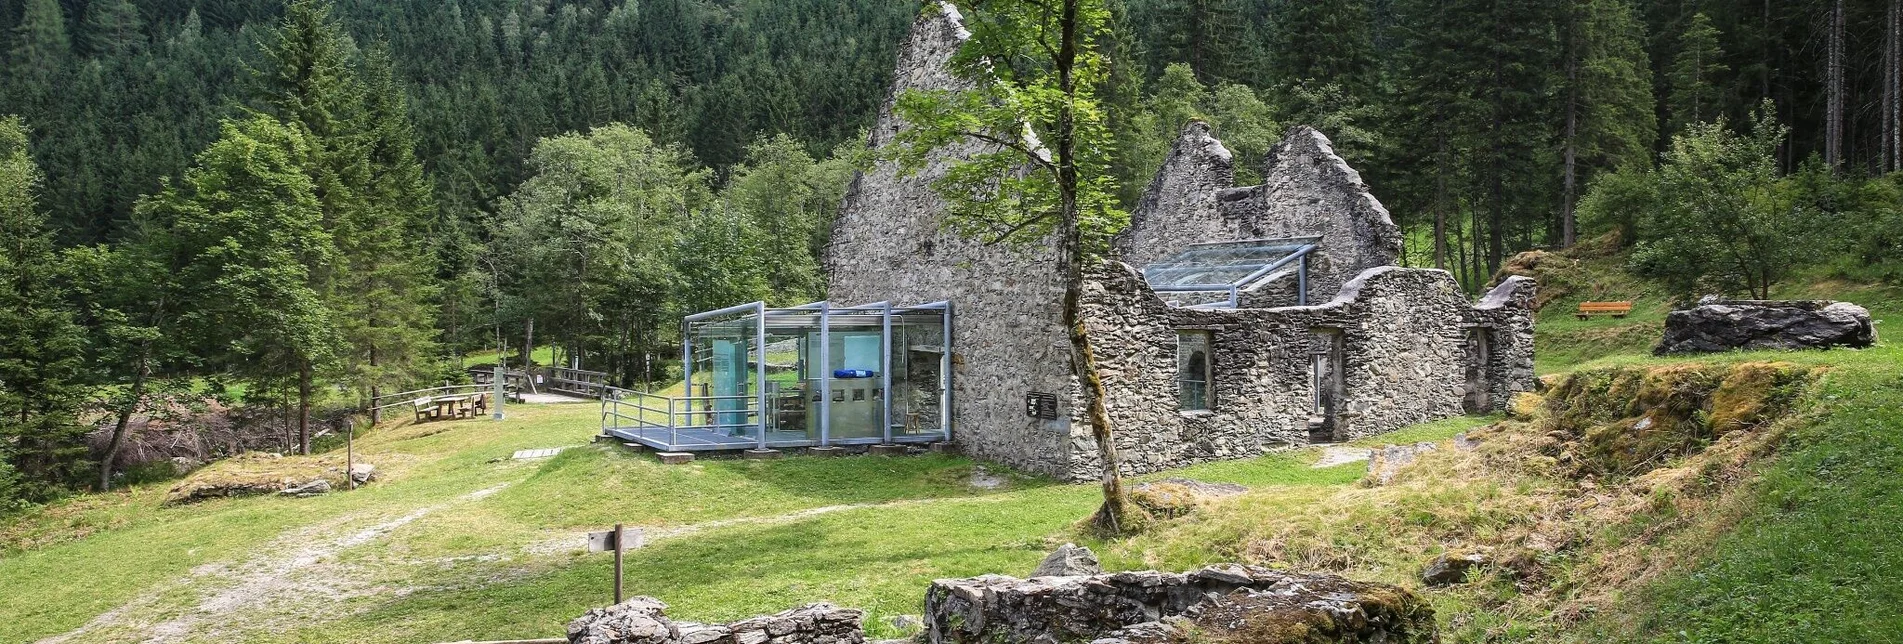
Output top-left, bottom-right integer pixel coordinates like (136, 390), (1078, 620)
(346, 420), (356, 491)
(612, 523), (625, 604)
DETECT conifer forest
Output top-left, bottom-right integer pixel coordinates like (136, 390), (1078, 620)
(4, 0), (1903, 508)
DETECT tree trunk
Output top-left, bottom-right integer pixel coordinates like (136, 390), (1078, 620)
(368, 346), (381, 425)
(1561, 5), (1579, 248)
(1888, 0), (1901, 172)
(97, 351), (150, 492)
(298, 360), (313, 455)
(523, 318), (535, 372)
(1827, 0), (1846, 170)
(1433, 128), (1448, 269)
(1052, 0), (1132, 534)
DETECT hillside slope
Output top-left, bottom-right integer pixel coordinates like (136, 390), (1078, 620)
(3, 268), (1899, 642)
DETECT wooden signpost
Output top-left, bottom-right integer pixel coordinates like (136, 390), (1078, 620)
(587, 524), (642, 604)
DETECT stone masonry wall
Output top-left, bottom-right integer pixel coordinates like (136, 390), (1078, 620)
(829, 4), (1533, 482)
(1210, 128), (1402, 300)
(1119, 124), (1402, 308)
(825, 3), (1075, 476)
(1474, 277), (1540, 407)
(1070, 263), (1526, 480)
(1114, 121), (1238, 268)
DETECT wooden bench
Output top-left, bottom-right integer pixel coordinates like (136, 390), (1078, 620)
(413, 397), (440, 422)
(1576, 301), (1634, 319)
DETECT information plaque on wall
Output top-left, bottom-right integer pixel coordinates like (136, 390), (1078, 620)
(1025, 392), (1059, 420)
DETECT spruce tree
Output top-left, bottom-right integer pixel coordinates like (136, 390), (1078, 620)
(82, 0), (144, 59)
(339, 46), (441, 415)
(1561, 0), (1655, 245)
(1667, 12), (1727, 138)
(1265, 0), (1376, 91)
(0, 116), (89, 502)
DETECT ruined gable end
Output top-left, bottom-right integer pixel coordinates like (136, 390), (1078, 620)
(1115, 121), (1238, 267)
(1221, 126), (1403, 299)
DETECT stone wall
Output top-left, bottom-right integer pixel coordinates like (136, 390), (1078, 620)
(1071, 263), (1530, 480)
(922, 565), (1435, 644)
(1220, 127), (1403, 299)
(1473, 276), (1540, 408)
(1117, 124), (1401, 307)
(568, 597), (865, 644)
(1114, 121), (1238, 268)
(825, 3), (1076, 476)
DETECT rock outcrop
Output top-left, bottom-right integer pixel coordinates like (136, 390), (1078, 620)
(568, 597), (866, 644)
(923, 565), (1434, 644)
(1366, 442), (1438, 485)
(1420, 551), (1491, 586)
(1029, 543), (1102, 577)
(1129, 478), (1248, 517)
(1656, 300), (1875, 355)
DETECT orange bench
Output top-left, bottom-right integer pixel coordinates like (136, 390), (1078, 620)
(1576, 301), (1633, 319)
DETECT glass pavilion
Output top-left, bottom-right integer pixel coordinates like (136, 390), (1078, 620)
(602, 301), (952, 451)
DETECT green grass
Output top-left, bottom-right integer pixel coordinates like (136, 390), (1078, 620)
(1523, 274), (1903, 642)
(11, 270), (1903, 643)
(6, 391), (1474, 643)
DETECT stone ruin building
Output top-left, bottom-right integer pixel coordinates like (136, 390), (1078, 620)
(825, 2), (1537, 481)
(601, 2), (1536, 482)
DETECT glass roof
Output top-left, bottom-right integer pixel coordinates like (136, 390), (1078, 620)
(1141, 236), (1321, 289)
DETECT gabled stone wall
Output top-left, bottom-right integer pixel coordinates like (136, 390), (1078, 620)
(825, 3), (1076, 477)
(1115, 121), (1238, 268)
(1118, 123), (1402, 306)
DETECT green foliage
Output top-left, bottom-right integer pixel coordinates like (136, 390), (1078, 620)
(1627, 105), (1816, 300)
(142, 115), (337, 404)
(891, 0), (1127, 252)
(1568, 0), (1656, 174)
(0, 116), (90, 504)
(1109, 63), (1282, 195)
(1264, 0), (1376, 92)
(718, 134), (857, 303)
(1665, 13), (1727, 140)
(491, 123), (707, 377)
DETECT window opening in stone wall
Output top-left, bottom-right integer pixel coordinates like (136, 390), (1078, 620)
(1177, 330), (1214, 411)
(1463, 327), (1492, 414)
(1308, 328), (1344, 443)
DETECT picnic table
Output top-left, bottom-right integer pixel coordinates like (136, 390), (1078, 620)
(411, 392), (491, 422)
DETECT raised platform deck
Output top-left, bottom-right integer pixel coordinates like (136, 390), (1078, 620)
(605, 425), (944, 452)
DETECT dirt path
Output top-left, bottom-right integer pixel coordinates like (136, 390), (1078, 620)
(37, 484), (511, 644)
(39, 486), (992, 644)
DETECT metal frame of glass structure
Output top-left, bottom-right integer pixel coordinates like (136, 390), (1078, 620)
(1141, 236), (1321, 309)
(601, 301), (953, 452)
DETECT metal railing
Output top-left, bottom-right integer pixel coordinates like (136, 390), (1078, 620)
(601, 385), (763, 449)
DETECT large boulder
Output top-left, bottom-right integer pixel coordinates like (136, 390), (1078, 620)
(923, 565), (1434, 644)
(1656, 300), (1875, 355)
